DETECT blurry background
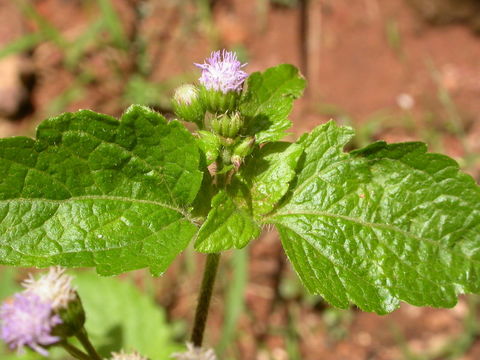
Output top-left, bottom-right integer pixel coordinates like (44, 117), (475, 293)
(0, 0), (480, 359)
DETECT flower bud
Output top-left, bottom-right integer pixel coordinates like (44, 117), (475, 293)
(51, 294), (85, 338)
(232, 136), (255, 169)
(172, 84), (206, 125)
(221, 147), (232, 165)
(210, 112), (243, 138)
(233, 136), (255, 158)
(231, 155), (242, 169)
(199, 86), (239, 114)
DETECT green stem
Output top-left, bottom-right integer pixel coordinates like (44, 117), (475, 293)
(76, 327), (102, 360)
(190, 253), (221, 347)
(59, 341), (91, 360)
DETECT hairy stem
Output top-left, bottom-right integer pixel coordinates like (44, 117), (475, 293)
(191, 253), (221, 347)
(59, 341), (91, 360)
(76, 327), (102, 360)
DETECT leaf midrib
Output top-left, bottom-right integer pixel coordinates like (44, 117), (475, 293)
(272, 213), (470, 305)
(1, 211), (188, 259)
(277, 222), (439, 310)
(268, 209), (480, 266)
(0, 128), (184, 206)
(0, 195), (191, 219)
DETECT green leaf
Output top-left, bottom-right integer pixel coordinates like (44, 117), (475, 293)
(195, 190), (261, 252)
(240, 64), (306, 143)
(74, 271), (179, 358)
(237, 142), (303, 219)
(196, 130), (221, 166)
(0, 105), (202, 275)
(194, 142), (302, 252)
(268, 121), (480, 314)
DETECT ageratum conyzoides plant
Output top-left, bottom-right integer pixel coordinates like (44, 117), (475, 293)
(0, 49), (479, 359)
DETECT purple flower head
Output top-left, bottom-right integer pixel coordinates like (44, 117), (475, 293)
(195, 50), (248, 94)
(0, 293), (62, 356)
(22, 267), (76, 311)
(110, 350), (148, 360)
(171, 342), (217, 360)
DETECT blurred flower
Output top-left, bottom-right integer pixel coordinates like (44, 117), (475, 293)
(195, 50), (248, 94)
(22, 267), (76, 310)
(396, 93), (415, 110)
(0, 293), (62, 356)
(171, 343), (217, 360)
(110, 350), (148, 360)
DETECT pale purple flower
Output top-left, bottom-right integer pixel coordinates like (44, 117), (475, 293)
(171, 343), (217, 360)
(22, 267), (76, 310)
(0, 293), (62, 356)
(110, 350), (148, 360)
(195, 50), (248, 93)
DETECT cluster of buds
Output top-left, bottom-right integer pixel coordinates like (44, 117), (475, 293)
(210, 111), (243, 138)
(172, 50), (255, 177)
(0, 267), (84, 356)
(172, 49), (247, 130)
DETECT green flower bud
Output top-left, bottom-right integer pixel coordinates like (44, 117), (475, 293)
(172, 84), (205, 125)
(232, 136), (255, 169)
(233, 136), (255, 157)
(210, 112), (244, 138)
(231, 155), (242, 169)
(199, 86), (240, 114)
(221, 147), (232, 165)
(52, 293), (86, 338)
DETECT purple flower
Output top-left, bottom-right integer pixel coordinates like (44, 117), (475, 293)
(110, 350), (148, 360)
(22, 267), (76, 311)
(0, 293), (62, 356)
(195, 50), (248, 93)
(171, 342), (217, 360)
